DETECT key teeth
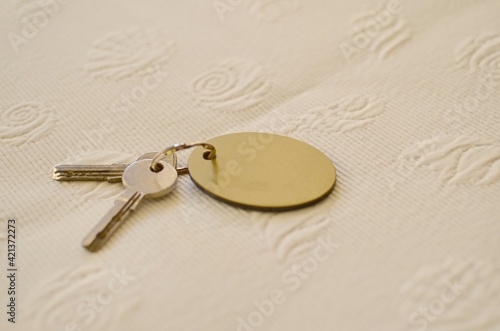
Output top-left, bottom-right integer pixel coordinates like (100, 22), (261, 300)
(82, 238), (100, 252)
(52, 165), (74, 181)
(82, 231), (106, 252)
(52, 166), (125, 182)
(53, 168), (63, 181)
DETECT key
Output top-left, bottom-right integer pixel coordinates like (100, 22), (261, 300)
(52, 152), (177, 182)
(82, 159), (177, 251)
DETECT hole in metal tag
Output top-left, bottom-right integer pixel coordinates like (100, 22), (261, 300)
(188, 132), (336, 211)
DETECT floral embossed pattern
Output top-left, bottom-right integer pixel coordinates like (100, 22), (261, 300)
(273, 94), (385, 134)
(86, 27), (177, 80)
(397, 136), (500, 185)
(257, 205), (333, 265)
(400, 259), (500, 331)
(15, 0), (56, 27)
(189, 58), (271, 111)
(350, 3), (411, 59)
(26, 265), (141, 331)
(455, 33), (500, 79)
(247, 0), (299, 22)
(0, 102), (55, 145)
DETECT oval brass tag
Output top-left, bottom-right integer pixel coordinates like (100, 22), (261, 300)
(187, 132), (336, 211)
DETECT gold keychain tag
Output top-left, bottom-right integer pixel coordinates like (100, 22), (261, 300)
(187, 132), (336, 211)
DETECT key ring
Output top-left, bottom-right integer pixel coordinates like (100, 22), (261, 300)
(150, 142), (216, 174)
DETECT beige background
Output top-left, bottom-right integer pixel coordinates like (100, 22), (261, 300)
(1, 0), (499, 330)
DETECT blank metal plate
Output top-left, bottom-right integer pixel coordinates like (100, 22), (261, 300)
(188, 132), (336, 211)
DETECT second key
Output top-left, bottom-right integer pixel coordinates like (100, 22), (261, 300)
(82, 159), (178, 251)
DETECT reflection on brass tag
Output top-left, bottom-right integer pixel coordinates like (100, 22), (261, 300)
(188, 132), (336, 211)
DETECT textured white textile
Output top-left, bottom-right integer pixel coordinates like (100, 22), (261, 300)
(1, 0), (499, 330)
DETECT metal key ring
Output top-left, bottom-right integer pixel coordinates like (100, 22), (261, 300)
(150, 142), (216, 174)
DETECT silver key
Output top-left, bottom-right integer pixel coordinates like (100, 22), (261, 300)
(53, 152), (177, 182)
(82, 159), (177, 251)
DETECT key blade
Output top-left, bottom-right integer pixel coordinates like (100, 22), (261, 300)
(53, 164), (128, 182)
(81, 160), (178, 252)
(52, 152), (178, 182)
(82, 188), (144, 252)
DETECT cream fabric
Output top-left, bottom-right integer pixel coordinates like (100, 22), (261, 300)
(1, 0), (499, 330)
